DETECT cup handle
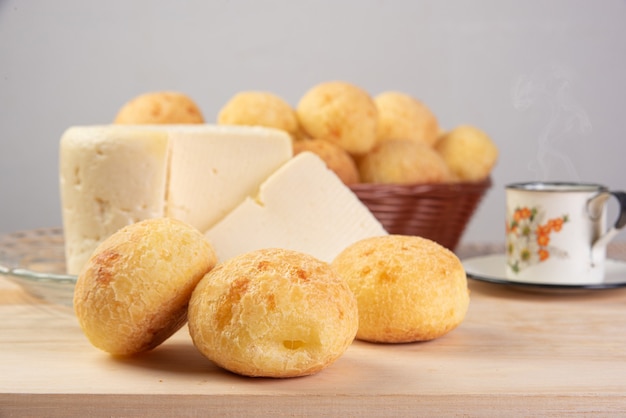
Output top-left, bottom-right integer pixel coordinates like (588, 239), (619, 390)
(590, 191), (626, 264)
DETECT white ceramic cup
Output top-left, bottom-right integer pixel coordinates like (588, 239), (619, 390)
(505, 182), (626, 285)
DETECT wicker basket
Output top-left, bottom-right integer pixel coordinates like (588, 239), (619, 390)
(350, 177), (492, 251)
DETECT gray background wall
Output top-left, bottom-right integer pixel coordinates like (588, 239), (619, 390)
(1, 0), (625, 245)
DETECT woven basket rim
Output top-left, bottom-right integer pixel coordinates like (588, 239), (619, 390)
(349, 176), (492, 193)
(348, 176), (493, 250)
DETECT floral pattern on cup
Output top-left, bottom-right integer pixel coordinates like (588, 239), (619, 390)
(506, 206), (569, 274)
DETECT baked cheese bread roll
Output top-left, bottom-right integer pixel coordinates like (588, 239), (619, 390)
(374, 91), (439, 146)
(114, 91), (204, 124)
(358, 138), (451, 184)
(293, 138), (360, 184)
(188, 248), (358, 377)
(435, 125), (498, 182)
(74, 218), (217, 355)
(332, 235), (469, 343)
(296, 81), (378, 156)
(217, 91), (300, 140)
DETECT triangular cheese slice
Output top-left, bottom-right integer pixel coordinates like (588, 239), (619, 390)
(206, 152), (388, 263)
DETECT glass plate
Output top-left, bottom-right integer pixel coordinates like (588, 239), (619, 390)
(0, 227), (76, 306)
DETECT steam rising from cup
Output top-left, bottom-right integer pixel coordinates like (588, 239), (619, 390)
(511, 63), (592, 181)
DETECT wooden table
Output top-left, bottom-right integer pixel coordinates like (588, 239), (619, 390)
(2, 244), (626, 417)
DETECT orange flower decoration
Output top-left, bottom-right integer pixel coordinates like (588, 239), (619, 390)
(507, 208), (569, 273)
(514, 207), (532, 222)
(536, 233), (550, 247)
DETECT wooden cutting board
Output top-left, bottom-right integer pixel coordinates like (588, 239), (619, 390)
(2, 270), (626, 417)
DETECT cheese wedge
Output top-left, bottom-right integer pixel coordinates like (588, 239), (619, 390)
(205, 152), (388, 263)
(60, 124), (292, 274)
(165, 126), (292, 231)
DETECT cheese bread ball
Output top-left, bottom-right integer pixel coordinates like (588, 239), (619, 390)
(358, 138), (451, 184)
(332, 235), (470, 343)
(74, 218), (217, 356)
(296, 81), (378, 156)
(293, 139), (360, 184)
(188, 248), (358, 378)
(217, 91), (300, 139)
(435, 125), (498, 182)
(114, 91), (204, 124)
(374, 91), (440, 146)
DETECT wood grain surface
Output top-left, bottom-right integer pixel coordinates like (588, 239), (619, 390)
(2, 244), (626, 416)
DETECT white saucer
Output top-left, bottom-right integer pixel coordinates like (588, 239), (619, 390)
(462, 254), (626, 292)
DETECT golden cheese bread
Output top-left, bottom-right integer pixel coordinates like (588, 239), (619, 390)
(293, 138), (360, 184)
(435, 125), (498, 182)
(217, 91), (300, 139)
(296, 81), (378, 156)
(357, 138), (451, 184)
(188, 248), (358, 377)
(73, 218), (217, 355)
(374, 91), (439, 146)
(114, 91), (204, 124)
(332, 235), (470, 343)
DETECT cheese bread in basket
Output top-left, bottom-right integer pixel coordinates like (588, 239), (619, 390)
(293, 82), (496, 250)
(218, 82), (497, 251)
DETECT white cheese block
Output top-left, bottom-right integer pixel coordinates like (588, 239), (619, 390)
(60, 124), (292, 274)
(60, 126), (170, 275)
(205, 152), (388, 263)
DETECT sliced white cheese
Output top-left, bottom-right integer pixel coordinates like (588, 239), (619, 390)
(166, 125), (293, 232)
(60, 124), (292, 274)
(205, 152), (388, 263)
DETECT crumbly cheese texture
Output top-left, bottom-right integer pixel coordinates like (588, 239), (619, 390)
(60, 124), (292, 274)
(205, 152), (388, 263)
